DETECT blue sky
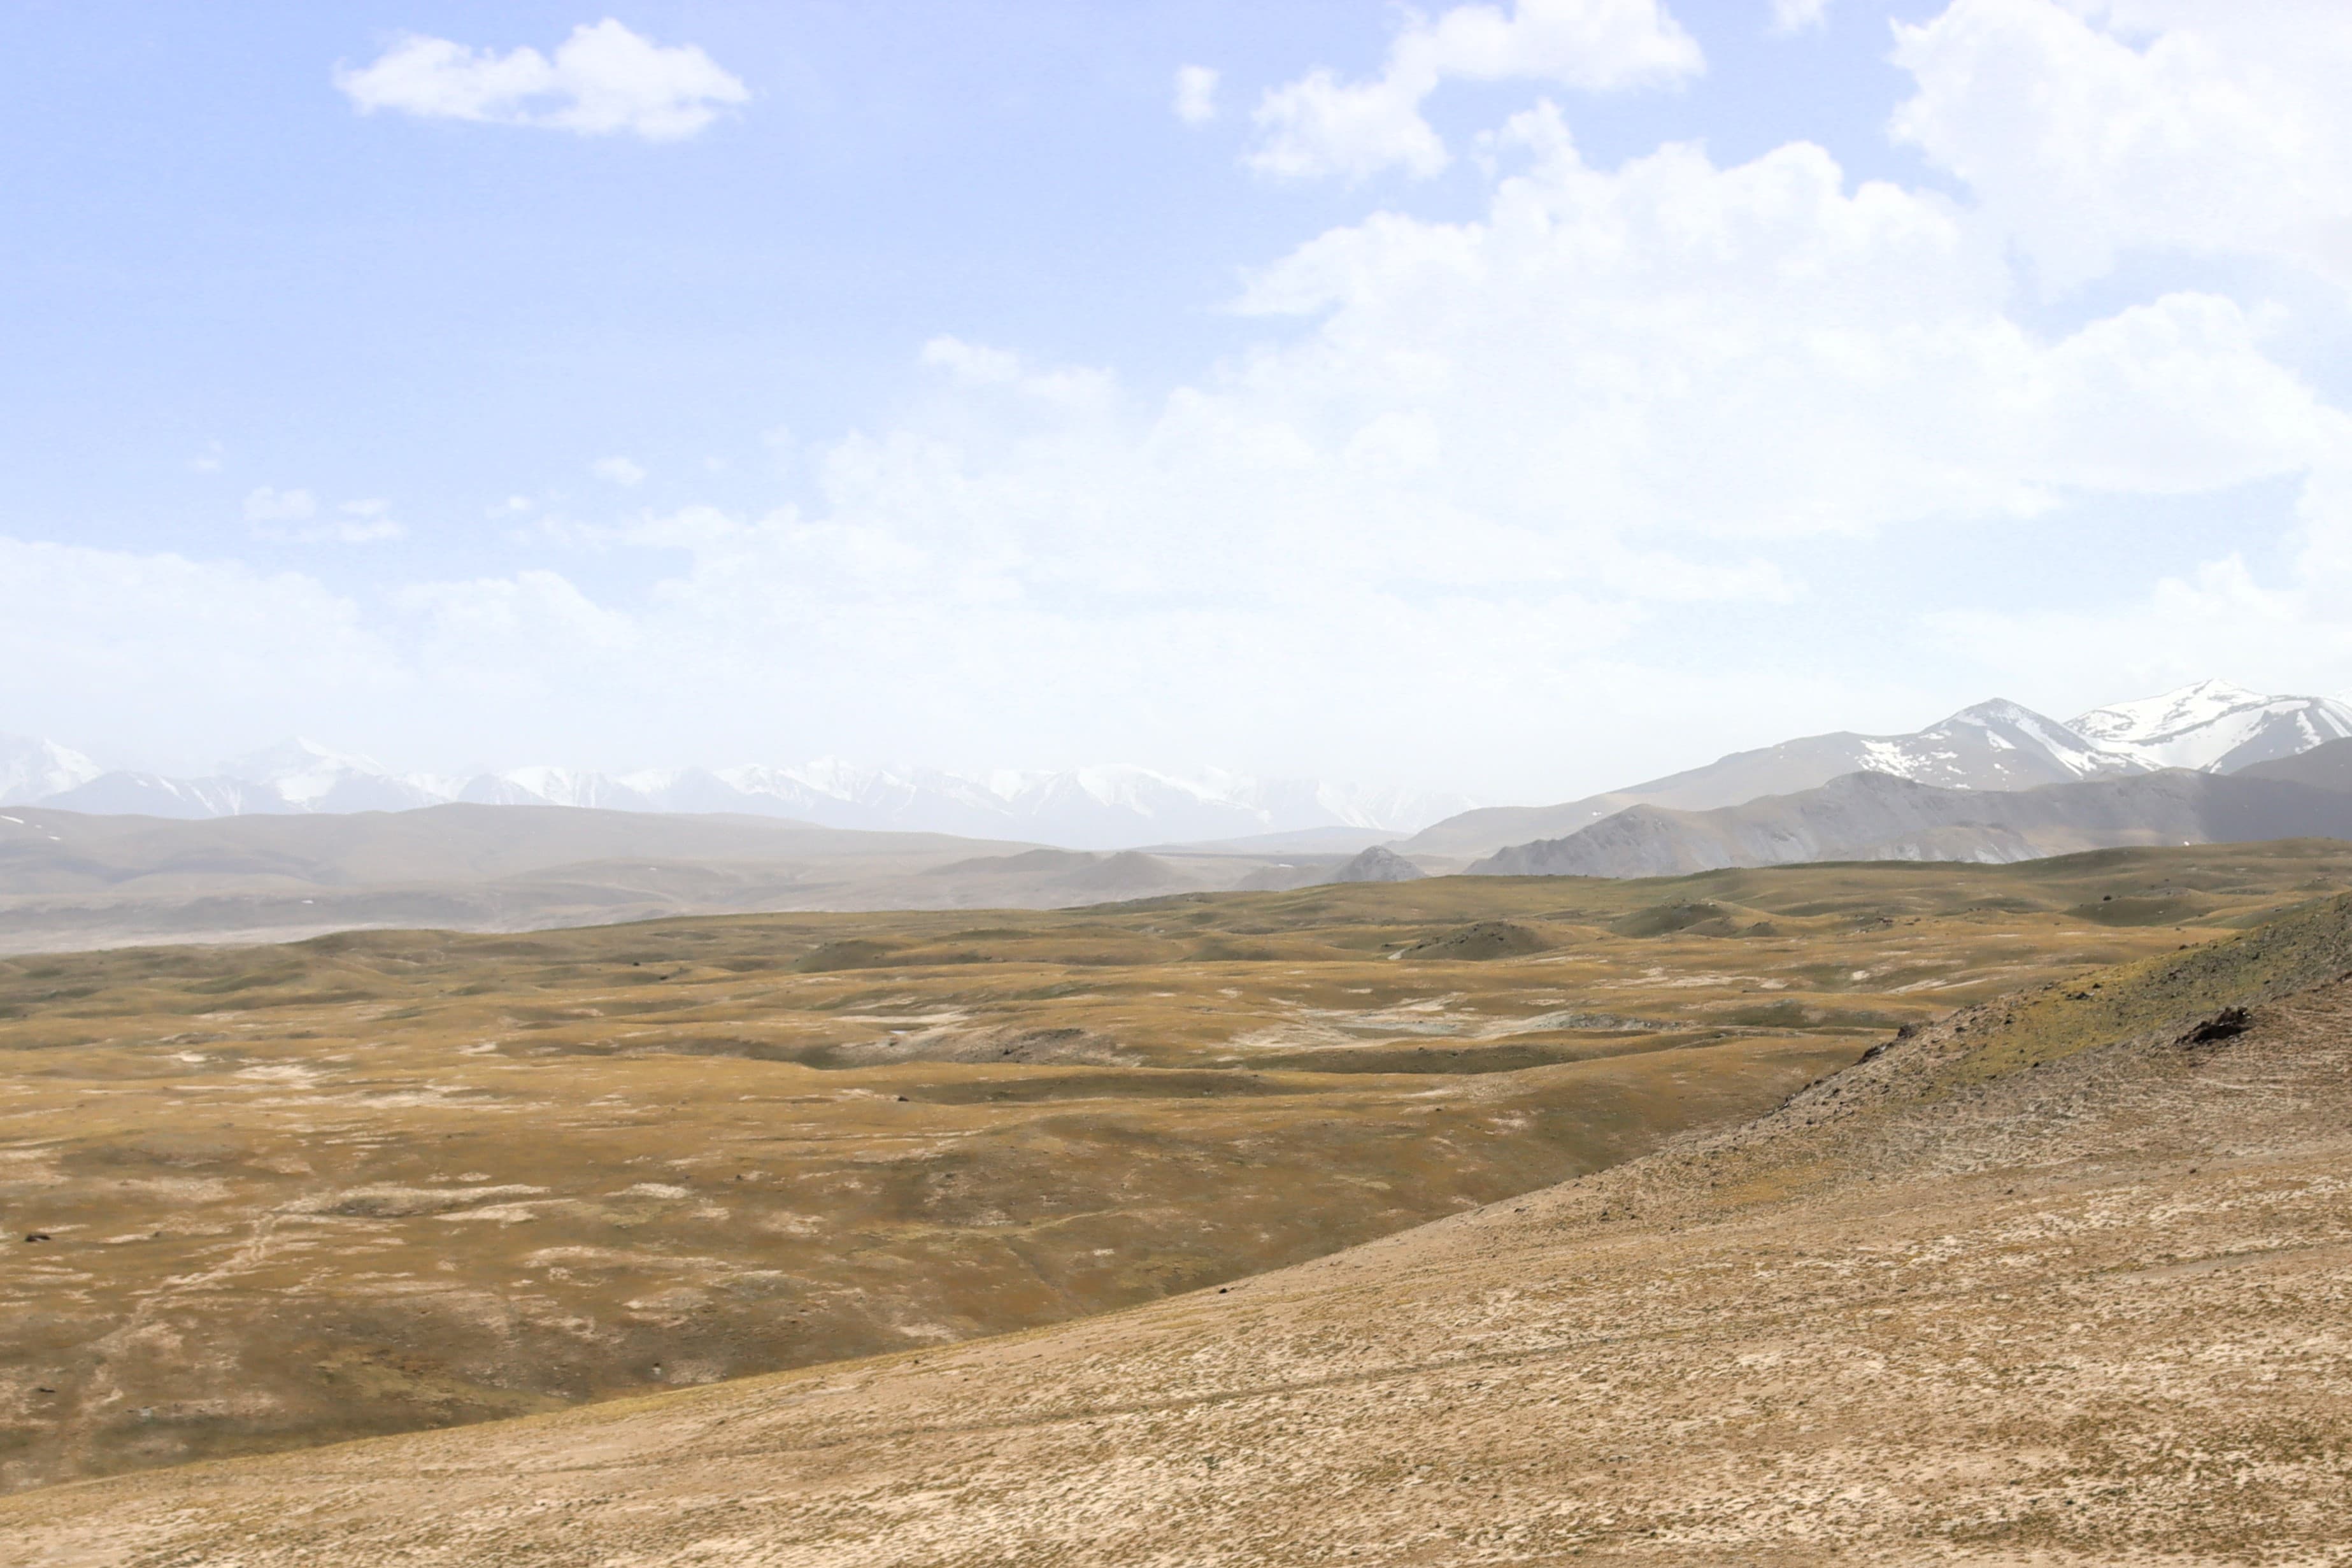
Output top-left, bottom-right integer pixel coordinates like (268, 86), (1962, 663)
(4, 1), (2349, 798)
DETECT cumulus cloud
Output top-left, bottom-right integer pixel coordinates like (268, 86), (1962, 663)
(335, 19), (748, 141)
(310, 104), (2346, 783)
(1229, 107), (2335, 543)
(1771, 0), (1830, 31)
(591, 455), (648, 486)
(1926, 552), (2352, 718)
(1250, 0), (1702, 180)
(1892, 0), (2352, 292)
(1174, 65), (1220, 125)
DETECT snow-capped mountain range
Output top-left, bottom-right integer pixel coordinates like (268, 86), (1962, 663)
(0, 738), (1472, 851)
(2067, 682), (2352, 772)
(6, 681), (2347, 852)
(1662, 680), (2352, 797)
(1402, 679), (2352, 859)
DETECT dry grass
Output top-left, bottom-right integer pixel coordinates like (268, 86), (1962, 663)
(1, 843), (2348, 1499)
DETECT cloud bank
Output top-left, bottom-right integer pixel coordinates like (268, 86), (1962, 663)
(13, 0), (2352, 797)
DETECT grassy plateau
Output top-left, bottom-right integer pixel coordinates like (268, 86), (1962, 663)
(3, 841), (2349, 1496)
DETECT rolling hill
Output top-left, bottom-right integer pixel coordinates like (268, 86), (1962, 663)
(0, 805), (1360, 954)
(6, 845), (2344, 1499)
(11, 880), (2351, 1564)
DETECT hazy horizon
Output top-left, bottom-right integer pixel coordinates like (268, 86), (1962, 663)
(8, 2), (2352, 800)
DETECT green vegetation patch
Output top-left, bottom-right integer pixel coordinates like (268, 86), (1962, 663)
(1948, 891), (2352, 1085)
(1397, 920), (1553, 960)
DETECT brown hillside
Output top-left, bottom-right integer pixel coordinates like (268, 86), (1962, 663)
(8, 887), (2352, 1564)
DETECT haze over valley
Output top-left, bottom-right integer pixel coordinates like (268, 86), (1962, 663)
(7, 676), (2348, 847)
(8, 678), (2352, 956)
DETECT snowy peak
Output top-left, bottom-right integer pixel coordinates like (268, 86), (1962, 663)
(2069, 679), (2266, 745)
(1873, 699), (2140, 787)
(0, 734), (103, 806)
(220, 736), (392, 784)
(15, 677), (2351, 848)
(2068, 681), (2352, 773)
(1404, 679), (2352, 861)
(480, 767), (656, 812)
(216, 737), (434, 812)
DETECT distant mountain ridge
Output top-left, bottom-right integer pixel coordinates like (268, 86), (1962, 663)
(0, 736), (103, 805)
(1406, 681), (2352, 860)
(2068, 681), (2352, 771)
(3, 739), (1471, 853)
(1471, 766), (2352, 880)
(10, 680), (2348, 856)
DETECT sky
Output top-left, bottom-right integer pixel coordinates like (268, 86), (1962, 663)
(4, 0), (2352, 801)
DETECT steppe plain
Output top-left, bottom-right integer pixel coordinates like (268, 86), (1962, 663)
(5, 844), (2352, 1565)
(0, 804), (1352, 955)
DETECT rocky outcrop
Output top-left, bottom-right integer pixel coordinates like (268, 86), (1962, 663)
(1326, 846), (1427, 883)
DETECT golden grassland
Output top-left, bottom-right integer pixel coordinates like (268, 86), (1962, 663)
(2, 841), (2348, 1495)
(12, 869), (2352, 1565)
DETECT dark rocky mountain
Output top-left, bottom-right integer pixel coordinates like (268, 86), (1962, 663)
(2238, 738), (2352, 794)
(1469, 769), (2352, 880)
(1327, 846), (1427, 883)
(1409, 683), (2352, 863)
(1406, 699), (2127, 860)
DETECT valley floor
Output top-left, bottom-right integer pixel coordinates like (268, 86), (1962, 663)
(11, 890), (2352, 1564)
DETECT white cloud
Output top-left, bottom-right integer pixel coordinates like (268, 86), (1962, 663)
(244, 486), (316, 524)
(190, 441), (225, 474)
(1250, 0), (1702, 180)
(1927, 552), (2352, 718)
(324, 499), (406, 544)
(1892, 0), (2352, 292)
(591, 455), (648, 486)
(1229, 106), (2334, 540)
(1174, 65), (1220, 125)
(334, 19), (748, 141)
(339, 108), (2344, 785)
(0, 539), (403, 758)
(1771, 0), (1830, 32)
(394, 570), (639, 704)
(31, 0), (2352, 795)
(246, 491), (406, 545)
